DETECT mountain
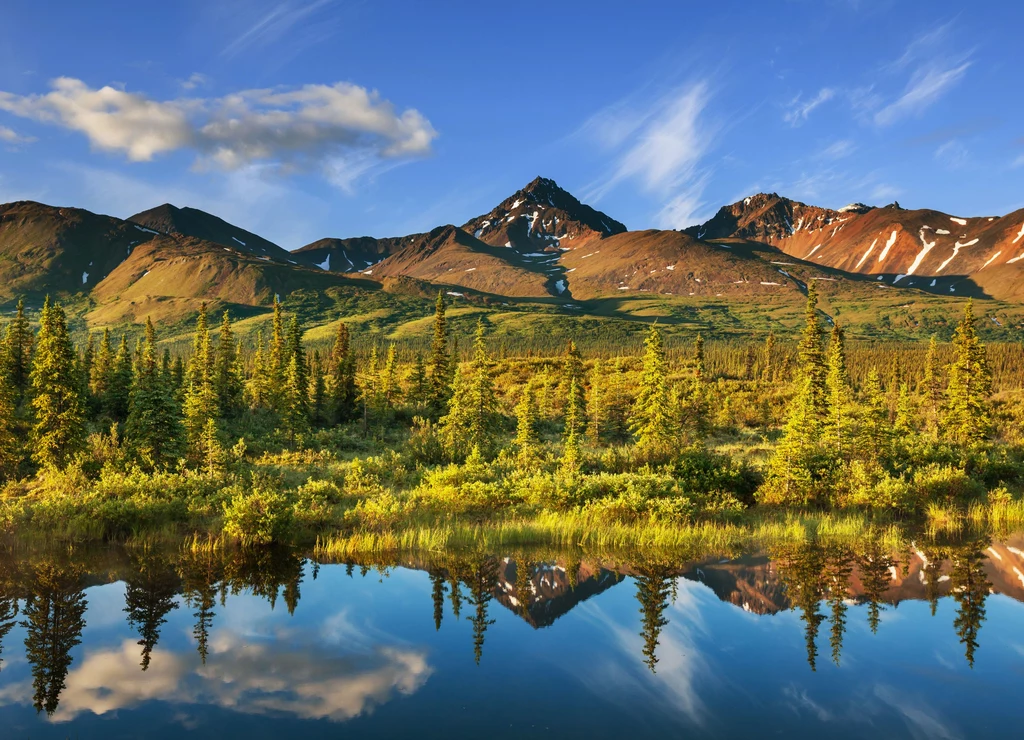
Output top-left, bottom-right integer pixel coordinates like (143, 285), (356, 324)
(0, 199), (371, 326)
(462, 176), (627, 253)
(294, 178), (862, 303)
(129, 203), (292, 262)
(687, 193), (1024, 300)
(0, 201), (161, 297)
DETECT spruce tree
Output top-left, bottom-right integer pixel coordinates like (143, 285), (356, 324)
(563, 340), (587, 434)
(514, 381), (540, 463)
(796, 284), (828, 420)
(859, 368), (891, 464)
(560, 378), (583, 475)
(310, 353), (327, 426)
(3, 299), (34, 405)
(759, 375), (823, 506)
(761, 330), (776, 382)
(942, 300), (991, 447)
(631, 325), (674, 456)
(269, 296), (287, 410)
(126, 318), (184, 469)
(329, 322), (357, 423)
(407, 352), (428, 410)
(693, 333), (706, 382)
(466, 320), (497, 454)
(29, 298), (86, 469)
(824, 323), (853, 462)
(921, 335), (942, 438)
(107, 333), (134, 420)
(246, 330), (271, 409)
(89, 327), (113, 408)
(427, 291), (452, 414)
(380, 344), (400, 412)
(894, 382), (915, 436)
(182, 304), (219, 457)
(214, 311), (243, 416)
(282, 330), (309, 445)
(0, 361), (19, 480)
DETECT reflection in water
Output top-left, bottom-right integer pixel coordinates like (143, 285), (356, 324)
(21, 562), (87, 715)
(0, 534), (1016, 724)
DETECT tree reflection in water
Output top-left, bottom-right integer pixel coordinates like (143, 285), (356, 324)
(0, 536), (1007, 716)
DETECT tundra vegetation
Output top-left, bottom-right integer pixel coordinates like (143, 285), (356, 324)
(0, 289), (1022, 554)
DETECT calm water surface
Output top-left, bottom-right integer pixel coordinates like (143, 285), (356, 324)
(0, 536), (1022, 738)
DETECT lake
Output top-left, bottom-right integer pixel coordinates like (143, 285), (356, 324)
(0, 535), (1021, 738)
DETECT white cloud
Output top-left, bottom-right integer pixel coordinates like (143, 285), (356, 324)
(934, 140), (969, 170)
(181, 73), (210, 91)
(221, 0), (336, 59)
(818, 139), (856, 160)
(873, 62), (971, 126)
(783, 88), (836, 126)
(580, 81), (716, 229)
(1, 635), (433, 724)
(0, 77), (437, 188)
(1011, 153), (1024, 169)
(872, 23), (972, 126)
(0, 124), (35, 144)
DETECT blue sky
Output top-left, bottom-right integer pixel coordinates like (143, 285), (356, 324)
(0, 0), (1021, 249)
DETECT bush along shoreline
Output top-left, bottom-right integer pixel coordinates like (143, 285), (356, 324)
(1, 289), (1023, 553)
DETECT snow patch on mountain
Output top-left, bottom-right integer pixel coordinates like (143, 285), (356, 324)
(856, 238), (878, 269)
(316, 254), (330, 271)
(877, 230), (898, 263)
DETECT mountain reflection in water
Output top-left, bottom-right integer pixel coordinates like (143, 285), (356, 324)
(0, 534), (1021, 738)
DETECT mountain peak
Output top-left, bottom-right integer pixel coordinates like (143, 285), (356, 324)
(463, 177), (626, 253)
(130, 203), (289, 260)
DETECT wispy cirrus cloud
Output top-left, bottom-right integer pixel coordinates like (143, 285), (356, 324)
(783, 88), (836, 126)
(934, 139), (970, 170)
(817, 139), (856, 160)
(0, 77), (437, 190)
(221, 0), (339, 59)
(872, 22), (972, 126)
(579, 81), (717, 229)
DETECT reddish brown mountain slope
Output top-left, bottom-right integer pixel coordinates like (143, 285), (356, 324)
(687, 193), (1024, 299)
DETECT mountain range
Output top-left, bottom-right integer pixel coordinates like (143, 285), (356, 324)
(2, 177), (1023, 335)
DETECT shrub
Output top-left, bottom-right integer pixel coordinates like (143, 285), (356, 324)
(343, 491), (410, 530)
(222, 487), (293, 546)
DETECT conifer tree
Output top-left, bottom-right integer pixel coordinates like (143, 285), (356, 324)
(126, 318), (184, 469)
(439, 321), (497, 459)
(761, 330), (776, 382)
(796, 284), (828, 420)
(824, 323), (853, 462)
(942, 300), (991, 447)
(563, 340), (587, 434)
(107, 334), (134, 420)
(514, 381), (540, 463)
(859, 368), (891, 464)
(427, 291), (452, 414)
(3, 299), (34, 405)
(183, 304), (219, 457)
(0, 361), (19, 480)
(380, 344), (400, 412)
(246, 330), (271, 410)
(309, 352), (327, 426)
(214, 311), (243, 416)
(329, 322), (357, 423)
(586, 359), (608, 446)
(759, 375), (823, 506)
(269, 296), (287, 410)
(80, 333), (94, 402)
(561, 377), (584, 475)
(283, 351), (309, 445)
(466, 320), (497, 454)
(89, 327), (113, 407)
(631, 325), (673, 456)
(894, 382), (915, 436)
(694, 333), (706, 382)
(29, 298), (86, 469)
(407, 352), (428, 410)
(921, 335), (942, 438)
(199, 417), (226, 475)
